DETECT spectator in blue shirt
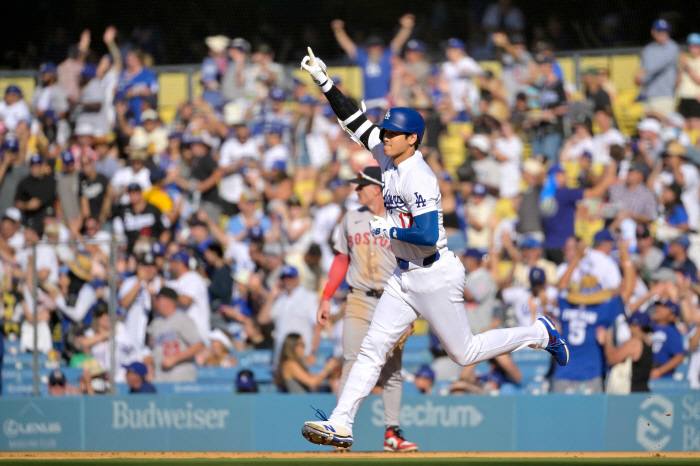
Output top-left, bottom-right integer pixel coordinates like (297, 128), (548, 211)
(115, 49), (158, 121)
(330, 14), (415, 110)
(226, 191), (271, 241)
(540, 162), (616, 264)
(650, 301), (685, 379)
(661, 183), (690, 231)
(124, 362), (157, 393)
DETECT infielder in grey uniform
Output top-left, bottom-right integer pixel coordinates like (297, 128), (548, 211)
(317, 166), (417, 452)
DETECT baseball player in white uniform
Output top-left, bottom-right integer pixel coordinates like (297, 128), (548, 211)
(299, 48), (569, 449)
(318, 165), (417, 452)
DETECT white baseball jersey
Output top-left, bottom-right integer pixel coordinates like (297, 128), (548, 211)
(367, 130), (447, 261)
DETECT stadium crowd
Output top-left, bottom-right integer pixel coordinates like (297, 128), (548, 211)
(1, 14), (700, 397)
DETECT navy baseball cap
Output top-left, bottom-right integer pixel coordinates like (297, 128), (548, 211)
(653, 19), (670, 32)
(60, 151), (74, 165)
(529, 267), (546, 286)
(406, 39), (426, 53)
(236, 369), (258, 392)
(548, 164), (565, 175)
(149, 169), (166, 184)
(170, 250), (190, 264)
(2, 140), (19, 152)
(628, 311), (653, 331)
(593, 229), (614, 244)
(29, 154), (43, 165)
(48, 370), (66, 386)
(123, 362), (148, 378)
(672, 236), (690, 250)
(5, 85), (22, 96)
(521, 236), (542, 249)
(464, 248), (484, 260)
(280, 265), (298, 279)
(472, 183), (487, 196)
(248, 225), (264, 240)
(447, 38), (466, 50)
(152, 242), (166, 257)
(270, 88), (286, 101)
(39, 62), (57, 74)
(122, 362), (148, 378)
(348, 166), (382, 187)
(127, 182), (142, 192)
(156, 287), (178, 301)
(415, 365), (435, 381)
(658, 300), (680, 316)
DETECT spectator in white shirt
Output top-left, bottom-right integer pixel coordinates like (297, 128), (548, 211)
(441, 38), (482, 121)
(570, 229), (622, 291)
(218, 122), (260, 212)
(492, 120), (522, 199)
(262, 124), (290, 172)
(651, 142), (700, 232)
(591, 109), (625, 165)
(0, 85), (31, 132)
(31, 63), (69, 120)
(560, 117), (594, 162)
(119, 254), (162, 350)
(166, 250), (211, 346)
(110, 149), (151, 205)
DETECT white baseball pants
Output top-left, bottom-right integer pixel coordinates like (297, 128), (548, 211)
(329, 251), (549, 432)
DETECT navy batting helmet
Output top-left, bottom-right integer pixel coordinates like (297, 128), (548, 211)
(376, 107), (425, 143)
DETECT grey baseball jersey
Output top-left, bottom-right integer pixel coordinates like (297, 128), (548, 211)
(334, 206), (396, 293)
(148, 311), (203, 382)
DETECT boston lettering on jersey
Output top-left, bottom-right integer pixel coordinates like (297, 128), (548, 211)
(348, 234), (391, 250)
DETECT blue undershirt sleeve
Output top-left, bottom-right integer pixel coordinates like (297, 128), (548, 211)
(390, 211), (439, 247)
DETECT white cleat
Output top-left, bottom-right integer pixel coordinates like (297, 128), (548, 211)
(302, 420), (353, 448)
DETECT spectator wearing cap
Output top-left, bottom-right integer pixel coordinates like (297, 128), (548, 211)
(660, 236), (698, 282)
(597, 311), (653, 392)
(147, 287), (205, 383)
(581, 67), (613, 118)
(465, 134), (499, 191)
(166, 250), (211, 345)
(634, 223), (664, 277)
(541, 162), (616, 264)
(394, 39), (431, 107)
(115, 49), (159, 122)
(14, 155), (56, 226)
(331, 14), (414, 110)
(221, 37), (252, 103)
(119, 253), (163, 351)
(0, 85), (31, 132)
(414, 365), (435, 395)
(111, 147), (152, 205)
(635, 118), (664, 168)
(465, 182), (495, 249)
(258, 265), (319, 365)
(503, 267), (555, 327)
(462, 248), (498, 335)
(0, 139), (29, 215)
(441, 37), (482, 121)
(650, 300), (685, 379)
(511, 236), (558, 289)
(55, 151), (80, 225)
(0, 207), (24, 260)
(257, 89), (293, 144)
(112, 182), (170, 253)
(651, 141), (700, 232)
(76, 61), (110, 135)
(121, 109), (168, 158)
(31, 62), (69, 119)
(531, 53), (568, 163)
(678, 33), (700, 129)
(201, 35), (230, 108)
(635, 19), (679, 117)
(47, 370), (79, 396)
(570, 229), (622, 292)
(76, 301), (142, 384)
(78, 153), (112, 223)
(249, 43), (285, 90)
(218, 119), (261, 214)
(261, 123), (291, 172)
(492, 32), (533, 105)
(124, 362), (156, 393)
(608, 162), (656, 225)
(261, 242), (286, 289)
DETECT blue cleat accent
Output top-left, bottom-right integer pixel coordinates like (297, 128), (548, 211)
(302, 406), (354, 448)
(538, 316), (569, 366)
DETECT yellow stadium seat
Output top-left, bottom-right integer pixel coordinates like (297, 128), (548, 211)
(558, 57), (576, 85)
(613, 89), (644, 136)
(610, 55), (641, 93)
(158, 73), (188, 108)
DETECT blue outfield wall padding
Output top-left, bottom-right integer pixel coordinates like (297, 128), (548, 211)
(0, 393), (699, 452)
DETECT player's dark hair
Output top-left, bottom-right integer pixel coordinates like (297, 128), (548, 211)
(404, 134), (420, 149)
(206, 242), (224, 258)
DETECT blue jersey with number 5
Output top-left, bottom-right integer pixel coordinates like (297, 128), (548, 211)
(555, 296), (623, 381)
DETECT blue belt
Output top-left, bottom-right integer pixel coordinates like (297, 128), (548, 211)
(396, 251), (440, 270)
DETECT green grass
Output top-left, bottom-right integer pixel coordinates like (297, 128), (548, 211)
(1, 459), (692, 466)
